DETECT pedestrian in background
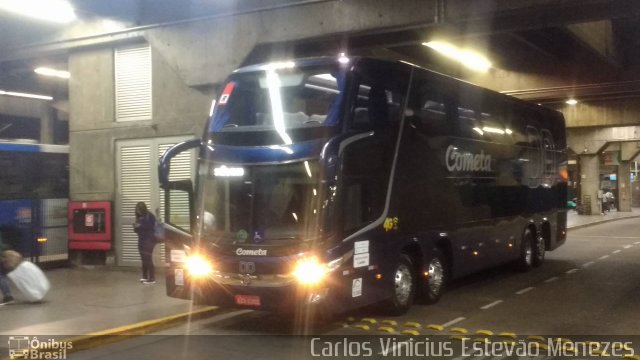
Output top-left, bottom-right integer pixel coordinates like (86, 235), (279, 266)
(134, 202), (157, 285)
(0, 233), (15, 305)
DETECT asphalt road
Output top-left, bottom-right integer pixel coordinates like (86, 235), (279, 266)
(68, 218), (640, 360)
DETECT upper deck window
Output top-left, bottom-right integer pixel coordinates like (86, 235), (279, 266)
(208, 63), (346, 145)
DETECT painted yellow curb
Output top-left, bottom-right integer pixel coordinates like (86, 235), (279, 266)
(381, 320), (398, 326)
(426, 324), (444, 331)
(354, 324), (370, 331)
(2, 306), (219, 360)
(404, 322), (421, 328)
(476, 329), (494, 336)
(402, 330), (420, 336)
(498, 332), (517, 339)
(450, 327), (468, 334)
(361, 318), (377, 324)
(377, 326), (396, 333)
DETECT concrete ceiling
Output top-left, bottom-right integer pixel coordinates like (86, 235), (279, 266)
(2, 0), (640, 105)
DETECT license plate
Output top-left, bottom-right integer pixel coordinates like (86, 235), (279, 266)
(234, 295), (261, 307)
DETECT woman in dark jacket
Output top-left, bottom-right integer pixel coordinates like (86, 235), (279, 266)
(134, 202), (157, 284)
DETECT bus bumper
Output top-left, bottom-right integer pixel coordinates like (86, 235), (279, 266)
(165, 266), (341, 313)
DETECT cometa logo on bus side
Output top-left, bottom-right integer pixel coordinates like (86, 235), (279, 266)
(445, 145), (492, 172)
(235, 248), (268, 256)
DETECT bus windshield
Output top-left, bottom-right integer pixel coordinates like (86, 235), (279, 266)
(198, 160), (328, 245)
(208, 63), (346, 144)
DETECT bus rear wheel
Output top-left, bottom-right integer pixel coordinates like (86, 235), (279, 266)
(385, 254), (416, 315)
(532, 233), (545, 267)
(422, 249), (446, 304)
(516, 228), (534, 272)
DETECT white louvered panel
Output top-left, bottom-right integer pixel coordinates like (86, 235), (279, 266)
(115, 45), (152, 122)
(119, 145), (152, 264)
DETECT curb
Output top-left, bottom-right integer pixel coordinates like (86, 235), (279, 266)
(567, 214), (640, 231)
(2, 306), (219, 359)
(66, 306), (219, 352)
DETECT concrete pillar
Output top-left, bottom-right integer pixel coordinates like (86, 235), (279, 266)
(578, 154), (601, 215)
(617, 161), (632, 211)
(40, 104), (55, 144)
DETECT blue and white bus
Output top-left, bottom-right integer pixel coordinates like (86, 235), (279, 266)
(0, 141), (69, 264)
(159, 57), (567, 315)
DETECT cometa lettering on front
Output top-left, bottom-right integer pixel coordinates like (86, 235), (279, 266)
(235, 248), (268, 256)
(445, 145), (492, 172)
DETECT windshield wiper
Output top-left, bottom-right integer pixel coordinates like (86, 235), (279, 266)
(264, 236), (297, 240)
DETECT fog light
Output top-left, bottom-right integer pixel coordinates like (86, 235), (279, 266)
(184, 255), (213, 277)
(293, 257), (326, 285)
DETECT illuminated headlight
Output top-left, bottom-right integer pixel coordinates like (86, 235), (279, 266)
(184, 255), (213, 278)
(293, 257), (326, 285)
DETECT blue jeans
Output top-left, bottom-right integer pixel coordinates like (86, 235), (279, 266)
(0, 273), (11, 298)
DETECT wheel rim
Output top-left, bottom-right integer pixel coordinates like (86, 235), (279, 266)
(524, 235), (533, 265)
(536, 236), (545, 260)
(428, 257), (444, 295)
(394, 263), (413, 306)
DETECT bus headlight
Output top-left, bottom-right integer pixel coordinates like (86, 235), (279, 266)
(293, 257), (326, 285)
(184, 255), (213, 278)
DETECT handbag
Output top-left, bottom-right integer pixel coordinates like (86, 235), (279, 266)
(154, 220), (165, 242)
(7, 261), (50, 302)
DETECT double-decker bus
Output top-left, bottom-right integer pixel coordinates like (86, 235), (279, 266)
(0, 141), (69, 264)
(159, 56), (567, 315)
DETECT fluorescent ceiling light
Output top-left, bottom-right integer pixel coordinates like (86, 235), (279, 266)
(422, 41), (492, 72)
(34, 67), (70, 79)
(482, 126), (505, 135)
(0, 90), (52, 101)
(566, 99), (578, 105)
(0, 0), (76, 23)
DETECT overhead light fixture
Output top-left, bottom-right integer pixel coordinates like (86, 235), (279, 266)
(0, 90), (53, 101)
(0, 0), (76, 24)
(423, 41), (492, 72)
(34, 67), (70, 79)
(566, 99), (578, 105)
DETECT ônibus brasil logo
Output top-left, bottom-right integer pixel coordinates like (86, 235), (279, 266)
(8, 336), (73, 359)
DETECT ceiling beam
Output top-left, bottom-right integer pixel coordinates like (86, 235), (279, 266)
(565, 21), (621, 69)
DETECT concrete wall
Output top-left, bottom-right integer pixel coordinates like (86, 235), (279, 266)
(68, 43), (212, 202)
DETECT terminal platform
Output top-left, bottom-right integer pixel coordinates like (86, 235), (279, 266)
(1, 208), (639, 337)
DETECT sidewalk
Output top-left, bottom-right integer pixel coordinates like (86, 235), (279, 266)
(0, 267), (209, 336)
(1, 208), (638, 337)
(567, 207), (640, 229)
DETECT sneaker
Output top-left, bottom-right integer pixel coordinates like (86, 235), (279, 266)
(142, 280), (156, 285)
(139, 278), (147, 283)
(0, 296), (14, 305)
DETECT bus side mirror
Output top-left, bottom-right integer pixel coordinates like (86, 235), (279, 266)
(158, 139), (201, 231)
(159, 139), (201, 189)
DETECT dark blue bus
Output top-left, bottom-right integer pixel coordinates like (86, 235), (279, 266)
(159, 57), (567, 315)
(0, 142), (69, 264)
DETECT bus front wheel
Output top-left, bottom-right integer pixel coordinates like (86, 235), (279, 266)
(385, 254), (416, 315)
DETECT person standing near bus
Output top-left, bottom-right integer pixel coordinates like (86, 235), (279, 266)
(0, 234), (14, 305)
(134, 202), (157, 285)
